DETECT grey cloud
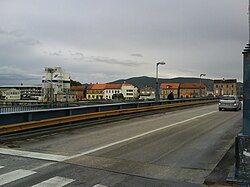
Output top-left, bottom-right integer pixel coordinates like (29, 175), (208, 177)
(49, 51), (62, 56)
(0, 66), (40, 85)
(86, 56), (143, 67)
(0, 27), (40, 46)
(0, 74), (40, 85)
(0, 28), (23, 37)
(0, 0), (247, 84)
(71, 52), (84, 59)
(15, 38), (40, 46)
(131, 53), (143, 57)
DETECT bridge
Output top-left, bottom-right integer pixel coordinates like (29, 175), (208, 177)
(0, 98), (241, 186)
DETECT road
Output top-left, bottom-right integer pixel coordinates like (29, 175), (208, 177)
(0, 104), (242, 186)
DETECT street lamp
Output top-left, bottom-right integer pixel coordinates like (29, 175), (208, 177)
(199, 73), (206, 97)
(156, 61), (166, 101)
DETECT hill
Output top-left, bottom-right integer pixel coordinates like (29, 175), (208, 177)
(110, 76), (214, 91)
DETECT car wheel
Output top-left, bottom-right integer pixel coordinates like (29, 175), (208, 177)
(219, 108), (222, 111)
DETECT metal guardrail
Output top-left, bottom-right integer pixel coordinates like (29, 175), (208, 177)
(0, 97), (218, 127)
(0, 103), (73, 114)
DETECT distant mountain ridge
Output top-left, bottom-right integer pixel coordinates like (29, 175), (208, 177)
(110, 76), (215, 92)
(110, 76), (243, 93)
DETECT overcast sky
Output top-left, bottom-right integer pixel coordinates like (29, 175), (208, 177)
(0, 0), (248, 85)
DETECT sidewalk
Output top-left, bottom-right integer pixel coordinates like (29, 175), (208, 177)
(204, 143), (236, 186)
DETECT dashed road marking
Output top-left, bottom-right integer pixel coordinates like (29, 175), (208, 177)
(93, 184), (108, 187)
(0, 148), (69, 162)
(32, 176), (75, 187)
(0, 169), (36, 185)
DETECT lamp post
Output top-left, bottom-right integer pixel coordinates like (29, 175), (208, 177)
(199, 73), (206, 97)
(155, 62), (166, 101)
(234, 0), (250, 183)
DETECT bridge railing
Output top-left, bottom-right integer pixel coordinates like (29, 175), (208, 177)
(0, 97), (218, 126)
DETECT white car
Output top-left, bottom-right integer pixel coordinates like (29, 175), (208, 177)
(218, 95), (242, 111)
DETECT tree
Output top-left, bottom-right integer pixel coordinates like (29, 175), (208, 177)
(70, 79), (82, 86)
(112, 93), (124, 100)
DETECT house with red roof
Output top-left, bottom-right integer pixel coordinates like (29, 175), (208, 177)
(179, 83), (207, 98)
(160, 83), (180, 99)
(86, 84), (106, 100)
(86, 82), (138, 100)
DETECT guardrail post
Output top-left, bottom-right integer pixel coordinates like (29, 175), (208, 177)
(119, 105), (122, 110)
(28, 113), (33, 122)
(69, 109), (72, 116)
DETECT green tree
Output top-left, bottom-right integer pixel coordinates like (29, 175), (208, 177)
(112, 93), (124, 100)
(70, 79), (82, 86)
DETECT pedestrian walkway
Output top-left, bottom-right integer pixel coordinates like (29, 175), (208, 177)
(0, 165), (108, 187)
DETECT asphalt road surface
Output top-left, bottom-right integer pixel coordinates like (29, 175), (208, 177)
(0, 104), (242, 186)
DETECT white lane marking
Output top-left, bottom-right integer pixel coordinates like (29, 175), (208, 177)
(0, 169), (36, 185)
(0, 166), (4, 169)
(69, 110), (217, 159)
(31, 163), (54, 171)
(32, 176), (75, 187)
(32, 177), (75, 187)
(0, 110), (217, 162)
(93, 184), (108, 187)
(0, 148), (69, 162)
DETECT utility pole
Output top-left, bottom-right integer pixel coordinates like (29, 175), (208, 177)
(199, 74), (206, 97)
(155, 62), (166, 101)
(234, 0), (250, 183)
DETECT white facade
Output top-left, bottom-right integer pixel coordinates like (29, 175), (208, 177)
(104, 89), (122, 100)
(0, 85), (42, 100)
(121, 84), (138, 100)
(2, 89), (21, 100)
(42, 67), (70, 102)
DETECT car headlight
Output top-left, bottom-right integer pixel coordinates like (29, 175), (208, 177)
(219, 102), (221, 105)
(234, 103), (237, 106)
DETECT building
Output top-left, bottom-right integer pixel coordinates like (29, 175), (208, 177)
(160, 83), (180, 99)
(121, 82), (138, 100)
(42, 67), (70, 102)
(139, 86), (155, 100)
(213, 79), (237, 96)
(179, 83), (207, 98)
(1, 89), (21, 100)
(104, 84), (123, 100)
(70, 86), (84, 101)
(0, 85), (42, 100)
(86, 83), (138, 100)
(56, 93), (77, 102)
(86, 84), (106, 100)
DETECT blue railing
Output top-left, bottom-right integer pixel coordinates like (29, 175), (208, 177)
(0, 97), (218, 126)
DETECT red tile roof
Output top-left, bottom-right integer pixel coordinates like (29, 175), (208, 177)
(70, 86), (84, 91)
(87, 83), (122, 90)
(180, 83), (206, 89)
(160, 83), (180, 90)
(105, 83), (122, 89)
(88, 84), (106, 90)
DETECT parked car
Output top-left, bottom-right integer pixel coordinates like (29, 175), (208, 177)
(218, 95), (242, 111)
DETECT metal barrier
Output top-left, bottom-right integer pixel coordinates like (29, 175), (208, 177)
(0, 97), (218, 127)
(0, 103), (73, 114)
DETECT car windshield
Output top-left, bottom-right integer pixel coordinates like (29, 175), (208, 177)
(221, 96), (235, 100)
